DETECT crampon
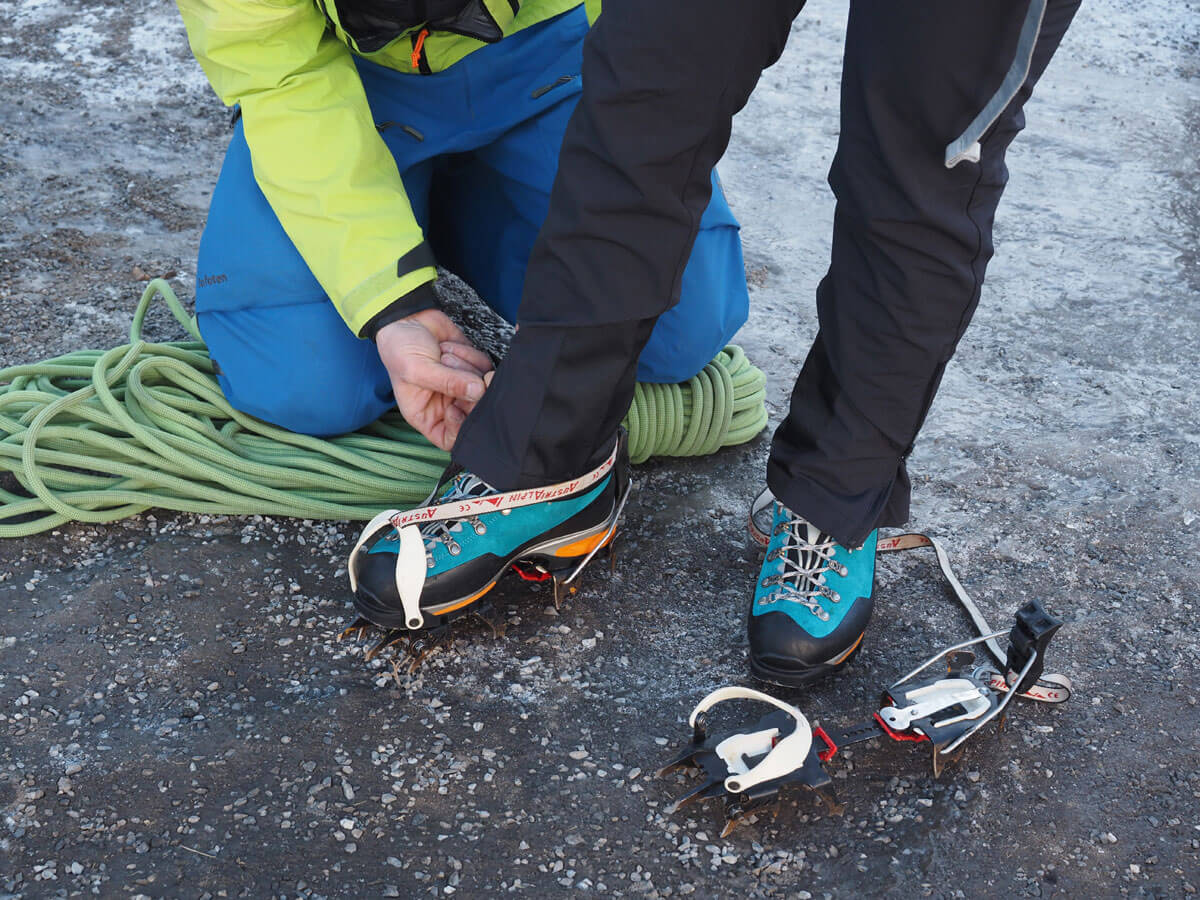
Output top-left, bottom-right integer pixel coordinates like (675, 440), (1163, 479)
(660, 598), (1070, 836)
(339, 432), (632, 681)
(337, 542), (623, 679)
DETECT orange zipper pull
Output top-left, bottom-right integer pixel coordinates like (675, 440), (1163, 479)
(411, 27), (429, 70)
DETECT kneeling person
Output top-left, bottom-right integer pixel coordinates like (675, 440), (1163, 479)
(177, 0), (750, 449)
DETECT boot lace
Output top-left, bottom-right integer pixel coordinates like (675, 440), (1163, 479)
(424, 472), (497, 561)
(386, 471), (497, 565)
(758, 508), (850, 622)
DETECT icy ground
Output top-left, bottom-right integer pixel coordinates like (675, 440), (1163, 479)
(1, 0), (1198, 897)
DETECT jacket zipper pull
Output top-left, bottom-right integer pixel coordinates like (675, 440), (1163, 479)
(411, 28), (430, 71)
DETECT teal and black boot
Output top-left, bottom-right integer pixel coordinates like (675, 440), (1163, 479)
(748, 499), (878, 687)
(348, 431), (630, 637)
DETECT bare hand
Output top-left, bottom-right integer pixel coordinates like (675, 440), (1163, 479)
(375, 309), (494, 451)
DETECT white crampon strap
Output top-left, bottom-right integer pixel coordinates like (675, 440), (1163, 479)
(347, 505), (403, 594)
(747, 488), (1073, 704)
(393, 524), (428, 630)
(348, 441), (621, 630)
(345, 513), (428, 630)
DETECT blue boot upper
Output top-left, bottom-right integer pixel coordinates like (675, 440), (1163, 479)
(748, 502), (878, 678)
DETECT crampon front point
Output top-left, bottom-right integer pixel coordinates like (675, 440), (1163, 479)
(660, 599), (1071, 836)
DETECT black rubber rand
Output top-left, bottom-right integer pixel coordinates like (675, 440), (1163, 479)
(746, 596), (874, 688)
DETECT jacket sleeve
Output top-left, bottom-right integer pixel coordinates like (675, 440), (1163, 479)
(176, 0), (437, 336)
(585, 0), (600, 25)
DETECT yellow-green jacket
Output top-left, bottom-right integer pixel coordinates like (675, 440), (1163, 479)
(177, 0), (600, 336)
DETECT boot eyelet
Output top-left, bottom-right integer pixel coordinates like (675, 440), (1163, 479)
(501, 509), (511, 516)
(448, 541), (461, 556)
(473, 522), (487, 535)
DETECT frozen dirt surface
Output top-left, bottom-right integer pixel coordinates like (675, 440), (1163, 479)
(1, 0), (1198, 897)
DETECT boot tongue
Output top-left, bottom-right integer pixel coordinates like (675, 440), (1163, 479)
(796, 521), (825, 576)
(422, 471), (498, 540)
(439, 471), (496, 503)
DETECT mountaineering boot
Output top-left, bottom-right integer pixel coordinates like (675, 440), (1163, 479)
(748, 498), (878, 687)
(348, 430), (631, 632)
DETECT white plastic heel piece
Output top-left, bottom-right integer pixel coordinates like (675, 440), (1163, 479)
(688, 686), (814, 795)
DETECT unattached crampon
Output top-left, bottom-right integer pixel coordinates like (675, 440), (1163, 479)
(660, 599), (1070, 835)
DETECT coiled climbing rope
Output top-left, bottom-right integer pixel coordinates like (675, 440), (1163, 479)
(0, 281), (768, 537)
(625, 345), (766, 464)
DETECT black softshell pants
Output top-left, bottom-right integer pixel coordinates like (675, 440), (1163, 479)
(453, 0), (1081, 548)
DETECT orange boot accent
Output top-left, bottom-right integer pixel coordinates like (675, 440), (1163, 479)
(430, 579), (496, 616)
(552, 530), (614, 559)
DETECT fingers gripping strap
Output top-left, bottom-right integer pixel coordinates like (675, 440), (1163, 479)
(393, 524), (427, 630)
(388, 440), (619, 530)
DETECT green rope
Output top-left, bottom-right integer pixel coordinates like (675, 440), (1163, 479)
(0, 280), (767, 536)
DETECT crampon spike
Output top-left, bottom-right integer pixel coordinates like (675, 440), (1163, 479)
(721, 794), (780, 838)
(337, 617), (375, 643)
(551, 575), (581, 610)
(365, 629), (407, 661)
(473, 602), (507, 639)
(403, 628), (453, 671)
(667, 777), (727, 814)
(656, 747), (702, 779)
(815, 786), (845, 817)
